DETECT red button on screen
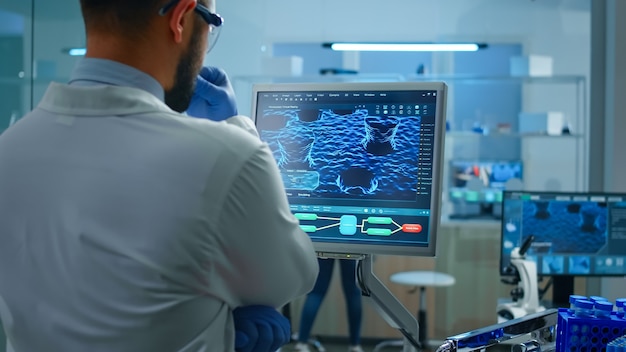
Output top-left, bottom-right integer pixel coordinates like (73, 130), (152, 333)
(402, 224), (423, 233)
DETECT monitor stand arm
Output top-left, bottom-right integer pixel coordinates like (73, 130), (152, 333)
(358, 254), (419, 352)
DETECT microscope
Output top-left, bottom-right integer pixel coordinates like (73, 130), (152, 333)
(497, 235), (546, 323)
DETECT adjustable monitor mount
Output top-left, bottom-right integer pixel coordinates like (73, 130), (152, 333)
(318, 252), (419, 352)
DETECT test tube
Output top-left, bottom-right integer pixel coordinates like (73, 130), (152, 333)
(589, 296), (609, 303)
(569, 295), (588, 314)
(594, 300), (613, 319)
(574, 299), (595, 318)
(616, 298), (626, 318)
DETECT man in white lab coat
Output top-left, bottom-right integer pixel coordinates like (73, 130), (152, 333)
(0, 0), (319, 351)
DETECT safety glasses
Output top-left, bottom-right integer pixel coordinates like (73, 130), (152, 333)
(159, 0), (224, 52)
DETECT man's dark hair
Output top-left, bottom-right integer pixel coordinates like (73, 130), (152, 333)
(79, 0), (168, 35)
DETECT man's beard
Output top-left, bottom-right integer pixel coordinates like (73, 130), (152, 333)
(164, 22), (205, 113)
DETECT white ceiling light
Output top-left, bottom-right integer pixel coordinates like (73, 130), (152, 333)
(62, 48), (87, 56)
(323, 42), (488, 52)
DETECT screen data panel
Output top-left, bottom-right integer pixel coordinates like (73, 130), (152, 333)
(501, 191), (626, 276)
(252, 82), (447, 256)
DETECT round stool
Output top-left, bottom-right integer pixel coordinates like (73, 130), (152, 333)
(374, 271), (455, 351)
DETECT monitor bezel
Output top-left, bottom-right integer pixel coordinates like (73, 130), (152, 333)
(251, 81), (447, 257)
(500, 190), (626, 277)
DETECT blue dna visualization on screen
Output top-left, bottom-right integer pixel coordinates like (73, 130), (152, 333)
(252, 82), (447, 256)
(501, 191), (626, 276)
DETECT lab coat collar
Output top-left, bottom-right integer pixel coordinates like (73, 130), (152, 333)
(38, 82), (174, 117)
(69, 58), (165, 103)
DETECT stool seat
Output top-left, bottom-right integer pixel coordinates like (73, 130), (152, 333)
(390, 271), (455, 288)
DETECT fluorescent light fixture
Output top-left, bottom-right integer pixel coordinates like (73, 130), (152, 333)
(63, 48), (87, 56)
(323, 42), (487, 52)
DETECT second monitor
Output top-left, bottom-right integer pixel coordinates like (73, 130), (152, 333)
(500, 190), (626, 305)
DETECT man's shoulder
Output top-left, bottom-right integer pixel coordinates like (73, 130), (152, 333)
(163, 114), (265, 159)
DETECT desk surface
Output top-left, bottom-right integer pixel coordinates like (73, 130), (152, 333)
(390, 271), (456, 287)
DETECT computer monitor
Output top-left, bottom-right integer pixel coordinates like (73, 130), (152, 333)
(500, 190), (626, 305)
(251, 82), (447, 256)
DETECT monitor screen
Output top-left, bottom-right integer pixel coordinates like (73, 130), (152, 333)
(500, 191), (626, 277)
(251, 82), (447, 256)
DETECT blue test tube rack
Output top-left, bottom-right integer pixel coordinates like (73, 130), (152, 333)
(556, 307), (626, 352)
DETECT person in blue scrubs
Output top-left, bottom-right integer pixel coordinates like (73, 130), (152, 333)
(295, 258), (364, 352)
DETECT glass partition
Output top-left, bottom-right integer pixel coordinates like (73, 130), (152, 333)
(0, 0), (82, 133)
(0, 1), (33, 347)
(0, 2), (32, 134)
(31, 0), (83, 107)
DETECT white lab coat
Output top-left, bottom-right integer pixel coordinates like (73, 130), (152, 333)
(0, 82), (319, 351)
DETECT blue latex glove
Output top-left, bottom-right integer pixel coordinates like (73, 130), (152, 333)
(233, 305), (290, 352)
(186, 66), (238, 121)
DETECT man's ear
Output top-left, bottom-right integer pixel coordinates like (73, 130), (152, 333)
(168, 0), (197, 44)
